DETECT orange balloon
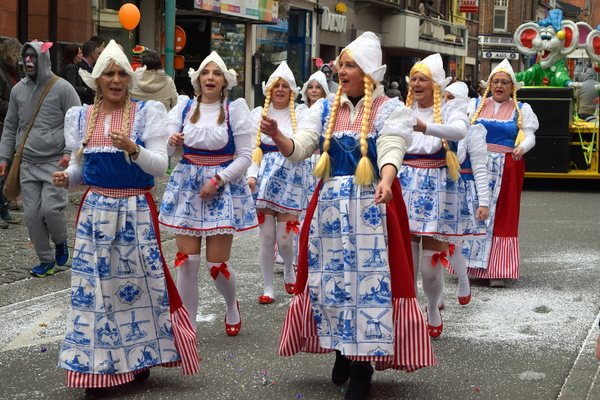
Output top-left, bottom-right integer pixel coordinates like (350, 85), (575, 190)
(119, 3), (140, 31)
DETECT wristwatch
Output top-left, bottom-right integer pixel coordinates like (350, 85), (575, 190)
(129, 145), (140, 156)
(214, 174), (225, 188)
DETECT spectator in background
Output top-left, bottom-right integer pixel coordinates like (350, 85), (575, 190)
(320, 64), (339, 93)
(423, 0), (444, 18)
(0, 38), (22, 228)
(89, 35), (105, 54)
(380, 79), (389, 94)
(131, 45), (147, 70)
(58, 44), (94, 105)
(77, 40), (99, 73)
(386, 81), (403, 101)
(576, 68), (600, 120)
(477, 80), (487, 97)
(0, 40), (80, 277)
(464, 80), (479, 99)
(131, 49), (178, 111)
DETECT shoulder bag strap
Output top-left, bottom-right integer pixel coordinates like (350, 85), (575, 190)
(15, 75), (60, 155)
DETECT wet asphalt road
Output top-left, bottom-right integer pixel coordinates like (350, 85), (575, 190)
(1, 179), (600, 400)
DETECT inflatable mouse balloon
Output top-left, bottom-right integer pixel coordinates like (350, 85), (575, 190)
(514, 9), (579, 87)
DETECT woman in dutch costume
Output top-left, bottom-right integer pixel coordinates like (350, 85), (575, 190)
(440, 82), (490, 306)
(262, 32), (436, 400)
(158, 51), (257, 336)
(399, 54), (469, 338)
(53, 40), (199, 399)
(247, 61), (309, 304)
(463, 59), (538, 287)
(299, 70), (330, 198)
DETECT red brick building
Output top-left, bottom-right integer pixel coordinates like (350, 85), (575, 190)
(560, 0), (600, 27)
(0, 0), (93, 43)
(477, 0), (536, 79)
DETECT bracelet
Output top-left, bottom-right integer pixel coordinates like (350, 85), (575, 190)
(271, 130), (279, 139)
(209, 177), (219, 188)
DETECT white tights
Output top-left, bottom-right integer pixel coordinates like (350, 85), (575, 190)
(177, 254), (201, 330)
(276, 221), (296, 285)
(421, 249), (444, 327)
(449, 244), (471, 298)
(259, 215), (276, 298)
(207, 261), (239, 325)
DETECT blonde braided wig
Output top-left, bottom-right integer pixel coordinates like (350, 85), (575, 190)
(313, 50), (376, 185)
(407, 63), (460, 180)
(470, 72), (524, 147)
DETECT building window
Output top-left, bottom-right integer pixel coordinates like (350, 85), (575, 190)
(493, 0), (508, 32)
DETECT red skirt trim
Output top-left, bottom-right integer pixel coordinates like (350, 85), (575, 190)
(466, 236), (519, 279)
(278, 287), (436, 371)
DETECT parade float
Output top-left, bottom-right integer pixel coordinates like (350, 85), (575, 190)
(513, 10), (600, 178)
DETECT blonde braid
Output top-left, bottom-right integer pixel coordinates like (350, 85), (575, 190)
(76, 89), (102, 163)
(512, 85), (525, 147)
(289, 93), (297, 133)
(313, 84), (343, 180)
(218, 87), (227, 125)
(405, 87), (414, 109)
(354, 77), (376, 185)
(434, 85), (459, 181)
(121, 92), (133, 164)
(469, 85), (490, 125)
(252, 81), (276, 165)
(433, 85), (442, 124)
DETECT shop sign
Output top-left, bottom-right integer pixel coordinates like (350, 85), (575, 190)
(459, 0), (478, 13)
(195, 0), (220, 13)
(195, 0), (275, 22)
(482, 51), (520, 60)
(478, 35), (515, 47)
(320, 6), (347, 33)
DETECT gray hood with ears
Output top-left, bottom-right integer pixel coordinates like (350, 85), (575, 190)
(21, 41), (54, 86)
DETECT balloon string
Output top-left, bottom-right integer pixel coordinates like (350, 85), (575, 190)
(129, 30), (133, 40)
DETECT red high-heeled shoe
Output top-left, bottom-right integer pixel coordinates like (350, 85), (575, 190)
(427, 312), (443, 338)
(458, 290), (472, 305)
(225, 299), (242, 336)
(258, 295), (274, 304)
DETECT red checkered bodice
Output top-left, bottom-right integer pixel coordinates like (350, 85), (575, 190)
(84, 102), (137, 148)
(329, 95), (389, 135)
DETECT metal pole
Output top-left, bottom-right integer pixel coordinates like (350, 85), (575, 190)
(164, 0), (176, 78)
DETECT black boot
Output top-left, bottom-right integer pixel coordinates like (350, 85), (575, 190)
(331, 350), (352, 385)
(345, 362), (373, 400)
(132, 369), (151, 383)
(84, 387), (107, 400)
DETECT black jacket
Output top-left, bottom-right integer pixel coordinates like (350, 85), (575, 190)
(0, 56), (17, 135)
(58, 63), (95, 104)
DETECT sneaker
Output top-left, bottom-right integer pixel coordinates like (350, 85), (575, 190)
(1, 213), (21, 224)
(0, 219), (7, 229)
(7, 200), (19, 210)
(30, 262), (55, 277)
(55, 240), (70, 266)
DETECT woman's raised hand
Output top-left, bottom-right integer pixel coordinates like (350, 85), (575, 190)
(260, 115), (280, 137)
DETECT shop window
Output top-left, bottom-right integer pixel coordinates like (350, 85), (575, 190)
(493, 0), (508, 32)
(254, 20), (289, 106)
(211, 22), (246, 100)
